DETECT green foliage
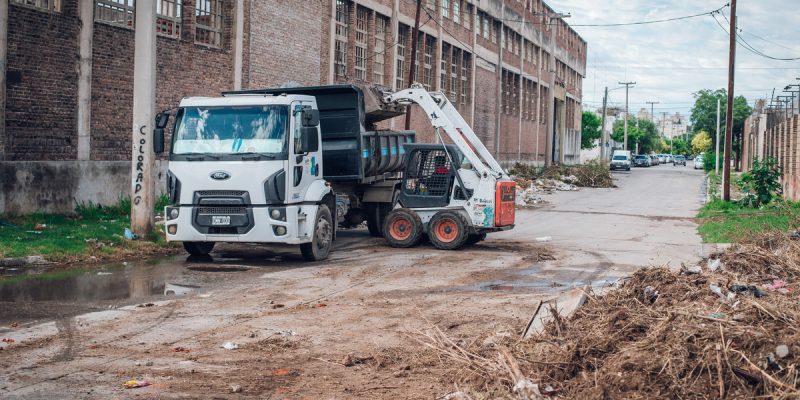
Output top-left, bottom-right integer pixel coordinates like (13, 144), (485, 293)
(666, 136), (690, 155)
(611, 116), (661, 154)
(737, 157), (783, 208)
(697, 199), (800, 243)
(580, 111), (602, 149)
(690, 89), (752, 163)
(703, 150), (716, 172)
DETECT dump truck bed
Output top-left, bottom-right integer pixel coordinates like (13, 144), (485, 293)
(224, 84), (415, 184)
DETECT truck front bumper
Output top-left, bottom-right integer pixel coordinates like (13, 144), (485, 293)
(164, 205), (317, 244)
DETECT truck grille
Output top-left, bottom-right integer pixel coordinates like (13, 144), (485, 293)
(196, 207), (247, 214)
(196, 190), (246, 197)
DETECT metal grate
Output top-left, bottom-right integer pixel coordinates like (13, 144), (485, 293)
(196, 190), (246, 197)
(196, 207), (246, 214)
(404, 149), (454, 197)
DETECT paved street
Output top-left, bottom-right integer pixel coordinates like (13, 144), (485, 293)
(0, 165), (707, 399)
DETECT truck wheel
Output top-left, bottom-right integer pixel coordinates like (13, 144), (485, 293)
(300, 204), (333, 261)
(365, 202), (392, 237)
(466, 232), (487, 246)
(383, 208), (423, 248)
(429, 211), (469, 250)
(183, 241), (215, 256)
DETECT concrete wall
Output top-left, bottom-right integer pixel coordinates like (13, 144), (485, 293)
(0, 161), (166, 214)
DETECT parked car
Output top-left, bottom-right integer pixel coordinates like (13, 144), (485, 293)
(665, 155), (673, 163)
(686, 154), (695, 160)
(694, 155), (705, 169)
(658, 154), (666, 163)
(610, 154), (631, 171)
(650, 155), (659, 166)
(673, 155), (686, 166)
(634, 155), (651, 167)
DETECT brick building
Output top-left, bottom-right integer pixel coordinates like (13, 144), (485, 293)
(0, 0), (586, 213)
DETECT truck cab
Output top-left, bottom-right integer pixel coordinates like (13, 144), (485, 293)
(161, 93), (336, 260)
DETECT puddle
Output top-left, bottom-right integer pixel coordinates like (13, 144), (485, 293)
(0, 252), (296, 326)
(470, 265), (625, 294)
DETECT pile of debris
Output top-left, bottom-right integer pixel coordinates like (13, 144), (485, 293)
(422, 232), (800, 399)
(513, 176), (578, 207)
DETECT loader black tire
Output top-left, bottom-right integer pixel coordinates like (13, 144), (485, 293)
(429, 211), (469, 250)
(183, 241), (215, 256)
(383, 208), (423, 248)
(365, 202), (393, 237)
(300, 204), (333, 261)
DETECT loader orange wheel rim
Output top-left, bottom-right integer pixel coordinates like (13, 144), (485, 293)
(389, 217), (413, 240)
(434, 219), (458, 243)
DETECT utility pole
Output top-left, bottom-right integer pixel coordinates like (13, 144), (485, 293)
(646, 101), (659, 122)
(130, 0), (157, 236)
(715, 98), (721, 175)
(661, 112), (669, 154)
(600, 86), (608, 160)
(723, 0), (737, 201)
(404, 0), (422, 130)
(619, 82), (635, 151)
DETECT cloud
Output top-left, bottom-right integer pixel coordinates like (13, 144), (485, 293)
(550, 0), (800, 119)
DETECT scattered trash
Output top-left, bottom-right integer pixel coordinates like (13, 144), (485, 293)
(2, 338), (15, 343)
(277, 330), (297, 337)
(123, 379), (152, 389)
(123, 228), (138, 240)
(682, 265), (702, 275)
(173, 346), (191, 353)
(776, 344), (790, 359)
(644, 286), (659, 304)
(222, 342), (240, 350)
(271, 303), (285, 309)
(10, 322), (18, 328)
(729, 284), (766, 298)
(766, 353), (781, 370)
(34, 223), (47, 230)
(709, 284), (737, 304)
(708, 312), (726, 319)
(272, 368), (290, 376)
(766, 279), (787, 290)
(137, 303), (155, 307)
(342, 354), (373, 367)
(314, 303), (327, 308)
(487, 284), (514, 291)
(230, 384), (243, 393)
(707, 258), (722, 272)
(534, 236), (552, 242)
(145, 360), (154, 366)
(441, 391), (469, 400)
(164, 283), (199, 296)
(96, 271), (112, 276)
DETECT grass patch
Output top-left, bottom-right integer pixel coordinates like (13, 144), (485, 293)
(697, 199), (800, 243)
(0, 195), (172, 261)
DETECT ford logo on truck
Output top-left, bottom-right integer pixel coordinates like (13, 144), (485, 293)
(210, 171), (230, 180)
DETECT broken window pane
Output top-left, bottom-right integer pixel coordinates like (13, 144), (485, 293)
(157, 0), (182, 38)
(11, 0), (60, 12)
(196, 0), (223, 47)
(95, 0), (134, 28)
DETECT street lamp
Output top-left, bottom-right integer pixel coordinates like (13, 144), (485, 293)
(785, 84), (800, 115)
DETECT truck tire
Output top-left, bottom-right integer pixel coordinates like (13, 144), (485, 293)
(428, 210), (469, 250)
(183, 241), (215, 256)
(383, 208), (423, 248)
(365, 202), (392, 237)
(466, 232), (487, 246)
(300, 204), (333, 261)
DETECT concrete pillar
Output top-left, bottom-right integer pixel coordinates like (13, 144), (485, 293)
(545, 24), (556, 166)
(232, 0), (244, 90)
(130, 0), (157, 235)
(77, 0), (93, 161)
(0, 0), (7, 161)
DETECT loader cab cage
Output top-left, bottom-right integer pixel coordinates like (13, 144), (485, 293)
(399, 144), (463, 208)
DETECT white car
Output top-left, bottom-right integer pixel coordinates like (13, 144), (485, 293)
(665, 155), (673, 163)
(694, 155), (704, 169)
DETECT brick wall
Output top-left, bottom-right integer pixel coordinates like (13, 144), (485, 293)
(5, 1), (81, 161)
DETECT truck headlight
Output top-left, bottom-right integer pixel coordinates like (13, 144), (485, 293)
(169, 208), (179, 220)
(271, 209), (281, 219)
(167, 225), (177, 235)
(274, 226), (287, 236)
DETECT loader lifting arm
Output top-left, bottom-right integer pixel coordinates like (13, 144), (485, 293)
(382, 84), (508, 180)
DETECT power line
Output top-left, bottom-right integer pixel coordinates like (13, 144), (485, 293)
(712, 11), (800, 61)
(739, 29), (800, 54)
(571, 4), (729, 27)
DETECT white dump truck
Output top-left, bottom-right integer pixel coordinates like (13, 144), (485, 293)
(153, 84), (515, 261)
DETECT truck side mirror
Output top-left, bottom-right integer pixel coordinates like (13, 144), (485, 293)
(155, 112), (170, 129)
(302, 109), (320, 127)
(298, 126), (319, 153)
(153, 128), (165, 154)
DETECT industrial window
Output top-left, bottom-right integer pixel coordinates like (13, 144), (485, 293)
(441, 0), (449, 18)
(157, 0), (181, 37)
(95, 0), (134, 27)
(196, 0), (223, 47)
(449, 48), (459, 102)
(423, 35), (435, 90)
(482, 14), (489, 40)
(354, 7), (368, 81)
(490, 21), (498, 44)
(460, 52), (470, 106)
(11, 0), (60, 12)
(463, 3), (471, 30)
(413, 34), (423, 83)
(440, 43), (450, 92)
(540, 87), (548, 123)
(452, 0), (460, 24)
(334, 0), (350, 81)
(396, 24), (408, 90)
(373, 15), (387, 85)
(475, 12), (480, 36)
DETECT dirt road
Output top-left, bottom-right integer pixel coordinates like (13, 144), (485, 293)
(0, 166), (706, 399)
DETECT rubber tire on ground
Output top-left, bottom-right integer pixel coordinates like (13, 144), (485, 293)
(183, 241), (215, 256)
(382, 208), (424, 248)
(428, 210), (470, 250)
(300, 204), (333, 261)
(365, 202), (393, 237)
(466, 232), (487, 246)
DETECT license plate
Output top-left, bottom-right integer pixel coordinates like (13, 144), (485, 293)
(211, 216), (231, 226)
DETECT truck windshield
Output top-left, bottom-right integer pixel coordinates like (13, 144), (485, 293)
(171, 105), (288, 159)
(612, 155), (627, 160)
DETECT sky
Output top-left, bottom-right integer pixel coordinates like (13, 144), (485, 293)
(548, 0), (800, 122)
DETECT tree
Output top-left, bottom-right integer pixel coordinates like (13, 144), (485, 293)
(691, 130), (712, 154)
(690, 89), (752, 169)
(668, 137), (690, 155)
(611, 116), (661, 154)
(580, 111), (602, 149)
